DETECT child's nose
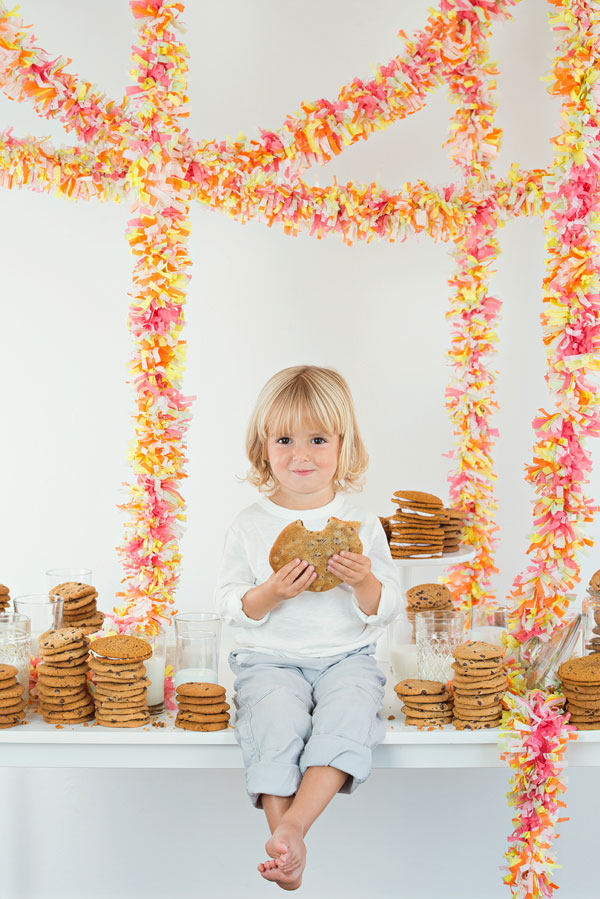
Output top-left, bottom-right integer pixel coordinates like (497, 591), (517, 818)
(293, 444), (310, 460)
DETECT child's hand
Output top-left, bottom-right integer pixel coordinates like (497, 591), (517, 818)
(266, 558), (317, 602)
(327, 551), (371, 588)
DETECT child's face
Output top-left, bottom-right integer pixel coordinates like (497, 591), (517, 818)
(266, 424), (340, 500)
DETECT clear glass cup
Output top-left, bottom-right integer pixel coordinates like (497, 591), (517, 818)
(46, 568), (92, 594)
(388, 615), (418, 681)
(13, 594), (64, 656)
(122, 624), (166, 715)
(416, 610), (466, 683)
(469, 606), (508, 646)
(174, 612), (221, 689)
(0, 613), (31, 701)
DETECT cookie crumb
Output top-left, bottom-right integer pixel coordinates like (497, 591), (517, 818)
(55, 724), (64, 729)
(152, 719), (166, 727)
(387, 714), (395, 720)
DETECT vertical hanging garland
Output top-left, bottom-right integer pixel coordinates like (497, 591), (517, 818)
(502, 2), (600, 897)
(442, 4), (505, 611)
(115, 0), (194, 634)
(501, 690), (576, 899)
(508, 0), (600, 642)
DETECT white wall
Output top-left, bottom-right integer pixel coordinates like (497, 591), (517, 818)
(0, 2), (598, 897)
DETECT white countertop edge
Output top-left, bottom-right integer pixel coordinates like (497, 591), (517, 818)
(1, 715), (598, 746)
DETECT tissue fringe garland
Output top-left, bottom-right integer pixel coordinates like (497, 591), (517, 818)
(501, 4), (600, 897)
(501, 690), (576, 899)
(0, 2), (518, 194)
(440, 10), (501, 610)
(187, 0), (520, 185)
(113, 0), (194, 634)
(508, 0), (600, 643)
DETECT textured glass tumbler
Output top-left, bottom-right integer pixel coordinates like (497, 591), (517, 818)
(416, 610), (466, 683)
(0, 613), (31, 701)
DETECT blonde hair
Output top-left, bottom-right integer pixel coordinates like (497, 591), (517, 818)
(245, 365), (369, 495)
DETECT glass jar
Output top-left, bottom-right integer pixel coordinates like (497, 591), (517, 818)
(0, 613), (32, 701)
(583, 591), (600, 655)
(416, 610), (466, 683)
(522, 613), (582, 690)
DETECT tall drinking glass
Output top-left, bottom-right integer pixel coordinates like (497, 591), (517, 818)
(0, 613), (31, 700)
(13, 594), (64, 657)
(46, 568), (93, 593)
(388, 615), (418, 680)
(469, 606), (508, 646)
(174, 612), (221, 689)
(416, 610), (466, 683)
(122, 623), (166, 715)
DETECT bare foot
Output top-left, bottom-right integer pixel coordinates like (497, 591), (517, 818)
(258, 821), (306, 890)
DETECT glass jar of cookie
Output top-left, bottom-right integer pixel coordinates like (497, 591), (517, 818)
(582, 593), (600, 656)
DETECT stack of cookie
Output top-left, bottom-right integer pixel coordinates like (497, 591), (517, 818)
(394, 678), (454, 728)
(451, 641), (507, 730)
(405, 583), (454, 641)
(0, 584), (10, 613)
(378, 516), (393, 544)
(558, 655), (600, 730)
(50, 581), (105, 635)
(88, 635), (151, 728)
(440, 508), (465, 554)
(37, 628), (94, 724)
(175, 682), (230, 731)
(0, 663), (26, 729)
(389, 491), (447, 559)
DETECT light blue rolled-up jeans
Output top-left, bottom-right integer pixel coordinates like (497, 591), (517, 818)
(229, 643), (386, 809)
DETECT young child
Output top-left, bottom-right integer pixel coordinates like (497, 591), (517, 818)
(215, 365), (401, 890)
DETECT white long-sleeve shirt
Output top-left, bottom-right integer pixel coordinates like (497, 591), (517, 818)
(214, 492), (402, 658)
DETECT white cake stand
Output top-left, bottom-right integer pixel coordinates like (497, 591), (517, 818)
(393, 545), (477, 595)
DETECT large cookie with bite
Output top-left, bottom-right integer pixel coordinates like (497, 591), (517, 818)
(269, 517), (362, 592)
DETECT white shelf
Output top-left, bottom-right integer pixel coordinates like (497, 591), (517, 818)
(1, 660), (599, 768)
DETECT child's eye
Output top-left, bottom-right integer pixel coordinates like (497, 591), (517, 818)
(276, 437), (291, 444)
(312, 437), (326, 444)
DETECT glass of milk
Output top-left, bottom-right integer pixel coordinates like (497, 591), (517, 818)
(469, 607), (508, 647)
(174, 612), (221, 689)
(416, 610), (467, 683)
(387, 615), (418, 681)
